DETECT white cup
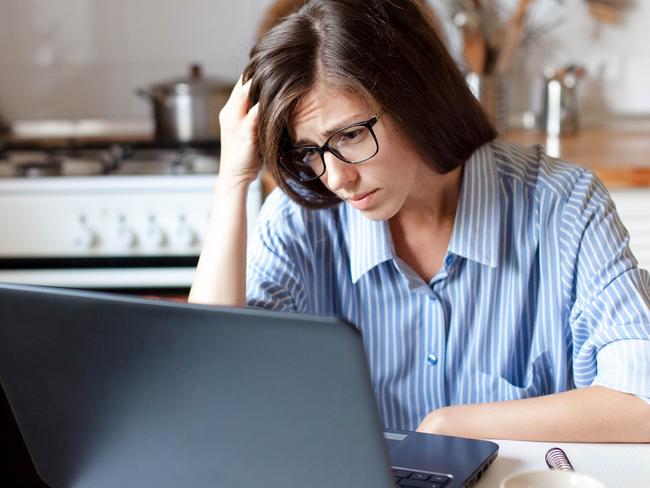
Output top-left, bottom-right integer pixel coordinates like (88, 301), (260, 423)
(500, 469), (607, 488)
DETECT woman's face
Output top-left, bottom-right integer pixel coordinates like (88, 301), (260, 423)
(289, 82), (426, 221)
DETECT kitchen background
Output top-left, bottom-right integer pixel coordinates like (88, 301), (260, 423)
(1, 3), (649, 484)
(0, 0), (649, 293)
(0, 0), (649, 123)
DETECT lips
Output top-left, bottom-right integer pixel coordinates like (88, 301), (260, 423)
(350, 190), (375, 201)
(347, 189), (377, 210)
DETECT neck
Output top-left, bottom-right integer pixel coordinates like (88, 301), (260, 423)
(391, 164), (463, 229)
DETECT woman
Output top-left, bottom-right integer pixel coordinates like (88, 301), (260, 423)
(190, 0), (650, 441)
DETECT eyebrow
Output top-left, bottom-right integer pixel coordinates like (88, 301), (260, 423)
(293, 113), (367, 147)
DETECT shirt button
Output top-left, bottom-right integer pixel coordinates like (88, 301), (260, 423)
(427, 353), (438, 366)
(445, 255), (454, 266)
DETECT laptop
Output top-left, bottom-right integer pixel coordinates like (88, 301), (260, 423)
(0, 283), (498, 488)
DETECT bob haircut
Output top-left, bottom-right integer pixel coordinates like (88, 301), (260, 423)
(244, 0), (496, 209)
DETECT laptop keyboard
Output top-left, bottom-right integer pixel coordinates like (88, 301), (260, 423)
(393, 468), (451, 487)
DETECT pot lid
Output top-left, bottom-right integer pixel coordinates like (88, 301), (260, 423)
(149, 64), (231, 95)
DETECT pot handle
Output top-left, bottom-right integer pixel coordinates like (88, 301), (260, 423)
(136, 88), (153, 98)
(136, 88), (168, 104)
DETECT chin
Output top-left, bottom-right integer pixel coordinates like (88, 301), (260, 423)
(359, 204), (399, 222)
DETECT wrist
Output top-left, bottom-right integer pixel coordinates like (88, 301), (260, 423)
(216, 171), (255, 192)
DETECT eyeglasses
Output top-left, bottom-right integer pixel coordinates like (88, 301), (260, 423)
(279, 113), (382, 182)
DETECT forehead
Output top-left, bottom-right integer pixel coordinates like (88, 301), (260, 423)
(288, 82), (373, 141)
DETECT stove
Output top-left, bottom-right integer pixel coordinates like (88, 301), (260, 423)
(0, 140), (262, 292)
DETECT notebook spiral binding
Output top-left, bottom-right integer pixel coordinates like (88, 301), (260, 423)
(545, 447), (574, 472)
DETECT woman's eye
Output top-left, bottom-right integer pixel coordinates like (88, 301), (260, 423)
(299, 149), (318, 164)
(340, 128), (363, 141)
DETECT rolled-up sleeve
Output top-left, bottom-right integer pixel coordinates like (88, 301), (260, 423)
(562, 169), (650, 402)
(593, 339), (650, 403)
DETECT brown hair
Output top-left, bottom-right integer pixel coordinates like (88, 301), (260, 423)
(245, 0), (496, 208)
(256, 0), (445, 44)
(256, 0), (311, 38)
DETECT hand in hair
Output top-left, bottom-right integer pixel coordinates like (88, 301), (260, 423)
(218, 75), (262, 186)
(189, 75), (260, 306)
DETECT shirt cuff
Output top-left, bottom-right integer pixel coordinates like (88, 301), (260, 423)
(591, 339), (650, 404)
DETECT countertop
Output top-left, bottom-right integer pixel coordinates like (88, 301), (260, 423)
(4, 121), (650, 189)
(500, 129), (650, 188)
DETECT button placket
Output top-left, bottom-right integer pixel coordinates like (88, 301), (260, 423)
(421, 289), (449, 410)
(426, 289), (445, 369)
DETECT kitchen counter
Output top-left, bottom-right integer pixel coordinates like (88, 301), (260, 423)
(500, 129), (650, 188)
(4, 122), (650, 189)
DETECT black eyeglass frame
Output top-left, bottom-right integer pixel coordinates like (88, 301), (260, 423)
(278, 113), (382, 182)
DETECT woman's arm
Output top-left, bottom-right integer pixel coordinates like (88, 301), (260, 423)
(189, 177), (251, 306)
(417, 386), (650, 442)
(188, 76), (260, 306)
(428, 169), (650, 443)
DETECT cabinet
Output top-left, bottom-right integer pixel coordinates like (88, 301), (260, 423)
(610, 189), (650, 272)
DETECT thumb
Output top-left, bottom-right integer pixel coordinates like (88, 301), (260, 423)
(246, 103), (260, 122)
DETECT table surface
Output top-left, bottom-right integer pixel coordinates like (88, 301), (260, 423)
(475, 439), (650, 487)
(500, 129), (650, 188)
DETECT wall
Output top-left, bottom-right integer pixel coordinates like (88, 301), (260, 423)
(505, 0), (650, 122)
(0, 0), (274, 121)
(0, 0), (649, 123)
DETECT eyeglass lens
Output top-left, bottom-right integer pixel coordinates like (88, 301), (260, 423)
(281, 123), (378, 181)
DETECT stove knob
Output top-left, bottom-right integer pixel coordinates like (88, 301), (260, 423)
(74, 227), (98, 249)
(116, 225), (138, 249)
(144, 225), (167, 248)
(175, 224), (197, 248)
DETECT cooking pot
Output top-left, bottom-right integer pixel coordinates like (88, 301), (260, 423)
(137, 64), (233, 143)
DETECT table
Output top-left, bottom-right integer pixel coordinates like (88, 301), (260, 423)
(476, 439), (650, 487)
(500, 129), (650, 189)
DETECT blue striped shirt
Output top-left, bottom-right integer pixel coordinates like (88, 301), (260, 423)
(246, 141), (650, 431)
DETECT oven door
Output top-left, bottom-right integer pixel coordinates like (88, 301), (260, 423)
(0, 175), (262, 298)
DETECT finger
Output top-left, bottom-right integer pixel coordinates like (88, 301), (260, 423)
(237, 79), (254, 116)
(246, 103), (260, 122)
(240, 78), (252, 97)
(234, 74), (243, 89)
(223, 74), (248, 113)
(244, 103), (260, 135)
(224, 76), (241, 105)
(231, 74), (245, 96)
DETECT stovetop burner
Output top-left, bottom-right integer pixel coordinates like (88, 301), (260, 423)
(15, 158), (64, 178)
(0, 141), (220, 178)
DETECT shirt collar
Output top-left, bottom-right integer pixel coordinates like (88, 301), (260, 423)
(346, 142), (501, 283)
(448, 142), (501, 268)
(347, 205), (395, 284)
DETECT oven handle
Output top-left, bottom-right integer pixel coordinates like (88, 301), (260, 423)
(0, 256), (198, 270)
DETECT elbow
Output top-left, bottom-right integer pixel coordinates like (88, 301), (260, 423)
(640, 401), (650, 442)
(596, 387), (650, 442)
(619, 393), (650, 443)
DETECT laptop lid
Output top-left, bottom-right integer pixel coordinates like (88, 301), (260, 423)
(0, 283), (395, 488)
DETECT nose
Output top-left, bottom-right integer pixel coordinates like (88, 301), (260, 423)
(322, 152), (359, 192)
